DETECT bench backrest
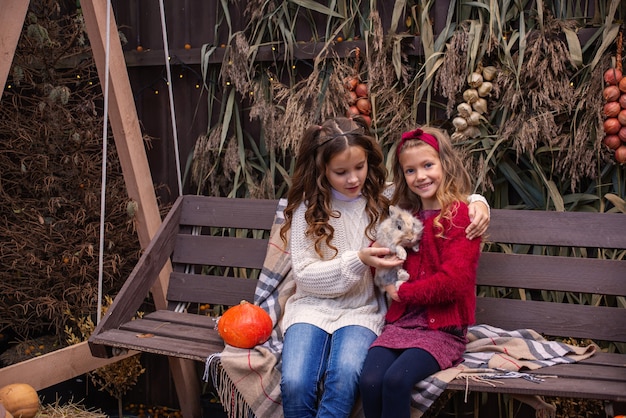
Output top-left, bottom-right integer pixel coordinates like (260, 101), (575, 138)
(477, 209), (626, 345)
(167, 196), (626, 346)
(166, 196), (279, 309)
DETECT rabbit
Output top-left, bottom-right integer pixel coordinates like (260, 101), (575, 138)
(374, 205), (423, 288)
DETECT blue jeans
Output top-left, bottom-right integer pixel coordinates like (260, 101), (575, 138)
(281, 323), (377, 418)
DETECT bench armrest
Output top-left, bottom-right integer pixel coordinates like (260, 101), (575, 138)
(89, 196), (184, 353)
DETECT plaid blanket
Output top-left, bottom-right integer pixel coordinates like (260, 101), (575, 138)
(205, 200), (597, 418)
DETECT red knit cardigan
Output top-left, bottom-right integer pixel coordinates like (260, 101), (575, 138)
(385, 202), (482, 329)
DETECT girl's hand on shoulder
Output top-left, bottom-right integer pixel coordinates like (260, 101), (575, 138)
(358, 246), (404, 269)
(466, 201), (490, 240)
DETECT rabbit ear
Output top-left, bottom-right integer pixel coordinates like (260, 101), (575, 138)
(388, 205), (398, 215)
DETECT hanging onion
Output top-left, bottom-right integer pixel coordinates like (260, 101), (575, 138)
(615, 145), (626, 163)
(464, 126), (481, 138)
(472, 98), (488, 114)
(355, 83), (368, 98)
(604, 86), (621, 102)
(356, 98), (371, 115)
(467, 111), (482, 126)
(604, 101), (621, 118)
(603, 135), (622, 150)
(604, 68), (623, 85)
(604, 118), (621, 135)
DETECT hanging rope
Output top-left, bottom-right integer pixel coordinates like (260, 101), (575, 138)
(617, 30), (623, 73)
(96, 2), (182, 322)
(97, 0), (112, 324)
(158, 0), (183, 195)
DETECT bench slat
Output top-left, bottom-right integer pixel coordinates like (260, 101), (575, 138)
(446, 365), (626, 401)
(167, 272), (258, 306)
(535, 360), (626, 381)
(180, 196), (279, 229)
(143, 309), (217, 325)
(476, 297), (626, 343)
(119, 318), (217, 345)
(478, 253), (626, 295)
(581, 351), (626, 367)
(487, 209), (626, 248)
(90, 328), (218, 362)
(171, 235), (269, 269)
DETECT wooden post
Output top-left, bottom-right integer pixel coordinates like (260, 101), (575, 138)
(79, 1), (201, 416)
(0, 0), (29, 98)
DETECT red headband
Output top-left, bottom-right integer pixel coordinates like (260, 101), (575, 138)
(397, 128), (439, 156)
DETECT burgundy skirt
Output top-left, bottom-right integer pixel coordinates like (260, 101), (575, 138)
(370, 308), (467, 369)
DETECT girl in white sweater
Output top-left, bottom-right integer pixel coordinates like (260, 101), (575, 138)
(278, 116), (396, 418)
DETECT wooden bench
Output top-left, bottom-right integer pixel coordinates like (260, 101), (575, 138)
(88, 194), (626, 410)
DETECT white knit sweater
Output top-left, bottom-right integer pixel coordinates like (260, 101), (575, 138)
(283, 196), (387, 335)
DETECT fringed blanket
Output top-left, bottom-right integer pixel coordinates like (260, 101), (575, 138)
(205, 198), (292, 418)
(205, 200), (597, 418)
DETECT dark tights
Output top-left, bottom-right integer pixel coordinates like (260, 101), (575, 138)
(359, 346), (440, 418)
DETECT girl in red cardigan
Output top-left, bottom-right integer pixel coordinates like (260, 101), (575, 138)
(359, 126), (482, 418)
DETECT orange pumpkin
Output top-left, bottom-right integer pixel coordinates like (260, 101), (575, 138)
(0, 383), (39, 418)
(218, 300), (273, 348)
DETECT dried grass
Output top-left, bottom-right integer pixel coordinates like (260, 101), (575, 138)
(222, 32), (253, 97)
(435, 24), (471, 118)
(496, 14), (607, 191)
(36, 399), (107, 418)
(437, 11), (612, 194)
(556, 54), (608, 191)
(193, 3), (621, 203)
(365, 11), (416, 144)
(0, 4), (144, 339)
(498, 16), (577, 154)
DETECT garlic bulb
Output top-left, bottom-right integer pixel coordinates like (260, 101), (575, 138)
(477, 82), (493, 97)
(451, 131), (467, 142)
(467, 72), (483, 88)
(464, 126), (481, 138)
(467, 111), (482, 126)
(457, 102), (472, 118)
(472, 98), (488, 114)
(452, 65), (494, 138)
(452, 117), (468, 131)
(482, 66), (497, 81)
(463, 88), (479, 104)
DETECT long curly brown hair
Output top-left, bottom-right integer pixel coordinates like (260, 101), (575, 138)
(280, 116), (388, 258)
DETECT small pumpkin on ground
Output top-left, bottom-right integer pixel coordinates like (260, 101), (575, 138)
(217, 300), (273, 349)
(0, 383), (39, 418)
